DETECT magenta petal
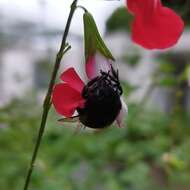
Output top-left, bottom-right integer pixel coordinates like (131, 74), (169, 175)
(52, 83), (85, 117)
(127, 0), (161, 15)
(132, 8), (184, 49)
(127, 0), (184, 49)
(60, 67), (85, 93)
(86, 56), (96, 80)
(116, 98), (128, 128)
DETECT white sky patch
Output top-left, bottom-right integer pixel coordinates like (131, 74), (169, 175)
(0, 0), (125, 35)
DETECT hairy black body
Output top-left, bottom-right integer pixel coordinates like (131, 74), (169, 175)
(77, 67), (122, 129)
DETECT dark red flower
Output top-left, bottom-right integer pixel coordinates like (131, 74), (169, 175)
(126, 0), (184, 49)
(52, 56), (127, 129)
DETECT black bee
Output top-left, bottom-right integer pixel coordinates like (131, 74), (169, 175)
(76, 66), (123, 129)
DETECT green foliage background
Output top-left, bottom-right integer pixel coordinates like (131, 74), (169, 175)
(0, 95), (190, 190)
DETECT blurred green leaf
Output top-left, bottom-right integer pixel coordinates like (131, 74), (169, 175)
(157, 76), (178, 87)
(0, 98), (190, 190)
(106, 7), (133, 33)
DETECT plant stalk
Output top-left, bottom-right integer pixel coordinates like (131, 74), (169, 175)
(23, 1), (78, 189)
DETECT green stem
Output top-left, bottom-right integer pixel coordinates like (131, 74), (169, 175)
(23, 1), (78, 190)
(77, 5), (88, 12)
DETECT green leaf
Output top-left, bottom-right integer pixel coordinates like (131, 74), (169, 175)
(83, 12), (115, 61)
(158, 77), (177, 87)
(159, 62), (176, 73)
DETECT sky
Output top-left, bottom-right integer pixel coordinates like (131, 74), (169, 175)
(0, 0), (125, 35)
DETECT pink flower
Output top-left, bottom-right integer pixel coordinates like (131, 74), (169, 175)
(52, 56), (127, 129)
(126, 0), (184, 49)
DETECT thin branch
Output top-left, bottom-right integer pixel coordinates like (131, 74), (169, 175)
(22, 1), (78, 190)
